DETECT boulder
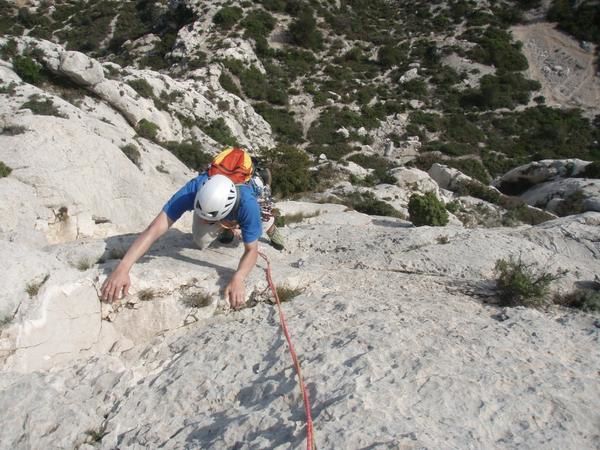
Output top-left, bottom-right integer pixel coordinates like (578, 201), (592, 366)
(58, 51), (104, 86)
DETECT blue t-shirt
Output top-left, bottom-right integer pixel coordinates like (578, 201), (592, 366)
(163, 173), (262, 243)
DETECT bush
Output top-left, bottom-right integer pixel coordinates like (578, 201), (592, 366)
(289, 9), (323, 50)
(162, 140), (212, 172)
(254, 102), (303, 144)
(241, 8), (276, 40)
(0, 161), (12, 178)
(343, 190), (403, 218)
(200, 118), (238, 147)
(467, 27), (529, 72)
(213, 6), (243, 29)
(582, 161), (600, 178)
(408, 192), (449, 226)
(460, 72), (540, 110)
(20, 95), (65, 117)
(260, 145), (312, 197)
(13, 55), (43, 85)
(127, 79), (154, 99)
(120, 143), (141, 168)
(219, 72), (241, 97)
(136, 119), (160, 140)
(555, 288), (600, 312)
(494, 256), (565, 307)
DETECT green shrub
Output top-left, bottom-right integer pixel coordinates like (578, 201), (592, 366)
(260, 145), (312, 197)
(241, 8), (276, 40)
(0, 161), (12, 178)
(200, 118), (237, 147)
(162, 140), (212, 172)
(582, 161), (600, 178)
(288, 9), (323, 50)
(555, 287), (600, 312)
(254, 102), (303, 144)
(136, 119), (160, 140)
(377, 44), (406, 68)
(219, 72), (241, 97)
(213, 6), (243, 29)
(20, 95), (65, 117)
(467, 27), (529, 72)
(127, 79), (154, 99)
(408, 192), (449, 226)
(460, 73), (540, 110)
(494, 256), (565, 307)
(343, 190), (403, 218)
(13, 55), (43, 85)
(120, 143), (141, 168)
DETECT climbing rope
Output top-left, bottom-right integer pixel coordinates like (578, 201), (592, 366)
(258, 250), (316, 450)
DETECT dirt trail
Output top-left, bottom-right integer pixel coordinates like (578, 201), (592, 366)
(512, 22), (600, 117)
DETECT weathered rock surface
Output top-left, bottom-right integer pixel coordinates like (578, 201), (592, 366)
(0, 206), (598, 449)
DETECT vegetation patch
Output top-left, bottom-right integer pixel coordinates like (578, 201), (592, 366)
(494, 255), (566, 307)
(343, 190), (403, 218)
(20, 95), (65, 118)
(261, 145), (312, 197)
(136, 119), (160, 140)
(13, 55), (43, 85)
(200, 118), (238, 147)
(408, 192), (449, 226)
(274, 210), (321, 227)
(162, 140), (211, 172)
(181, 290), (213, 308)
(120, 143), (141, 168)
(555, 287), (600, 313)
(275, 284), (303, 303)
(138, 288), (155, 302)
(0, 161), (12, 178)
(25, 274), (49, 298)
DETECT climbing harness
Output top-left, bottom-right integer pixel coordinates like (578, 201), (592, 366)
(258, 250), (316, 450)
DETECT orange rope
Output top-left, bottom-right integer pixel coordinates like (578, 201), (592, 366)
(258, 250), (315, 450)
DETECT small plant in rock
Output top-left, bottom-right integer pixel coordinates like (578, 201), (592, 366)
(408, 192), (449, 227)
(20, 94), (65, 118)
(25, 274), (49, 298)
(138, 288), (155, 301)
(0, 81), (18, 95)
(555, 288), (600, 313)
(0, 314), (12, 329)
(213, 6), (243, 29)
(0, 124), (26, 136)
(181, 291), (212, 308)
(126, 78), (154, 99)
(120, 143), (141, 168)
(275, 285), (304, 303)
(437, 235), (450, 244)
(494, 256), (566, 307)
(75, 258), (93, 271)
(136, 119), (159, 140)
(343, 191), (404, 218)
(0, 161), (12, 178)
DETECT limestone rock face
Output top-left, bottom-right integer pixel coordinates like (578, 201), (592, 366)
(494, 159), (591, 194)
(494, 160), (599, 214)
(0, 208), (598, 449)
(428, 163), (471, 191)
(59, 51), (104, 86)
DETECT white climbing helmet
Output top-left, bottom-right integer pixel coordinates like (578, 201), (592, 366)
(194, 174), (238, 222)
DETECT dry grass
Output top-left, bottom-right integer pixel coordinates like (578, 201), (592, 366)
(138, 288), (156, 301)
(181, 291), (213, 308)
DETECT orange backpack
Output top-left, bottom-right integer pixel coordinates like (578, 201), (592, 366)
(207, 147), (254, 184)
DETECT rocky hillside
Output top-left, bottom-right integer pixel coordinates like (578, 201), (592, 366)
(0, 0), (599, 448)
